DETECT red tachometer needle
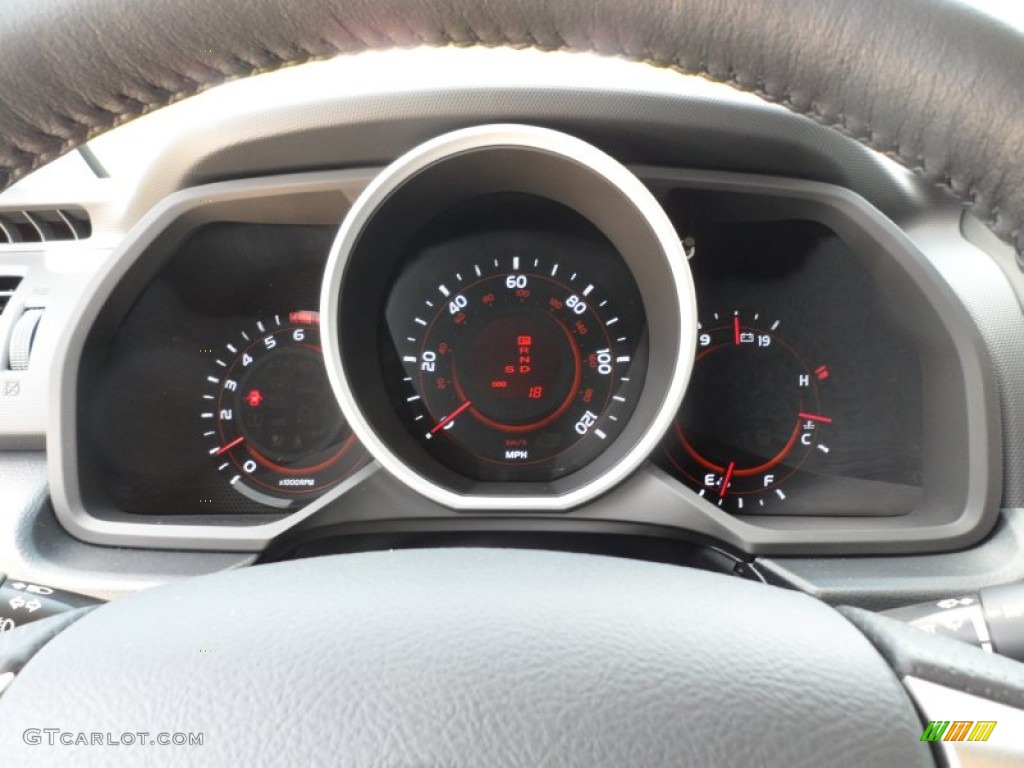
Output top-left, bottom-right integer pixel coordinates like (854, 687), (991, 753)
(215, 436), (245, 455)
(720, 461), (736, 498)
(734, 316), (741, 345)
(430, 400), (473, 434)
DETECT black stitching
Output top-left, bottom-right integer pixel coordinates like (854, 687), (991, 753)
(0, 35), (1020, 256)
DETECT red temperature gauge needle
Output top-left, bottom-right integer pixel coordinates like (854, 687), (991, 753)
(798, 412), (833, 424)
(720, 461), (736, 498)
(430, 400), (473, 434)
(215, 436), (245, 456)
(734, 316), (741, 345)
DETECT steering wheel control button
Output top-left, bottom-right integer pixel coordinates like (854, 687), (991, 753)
(0, 579), (99, 633)
(885, 584), (1024, 661)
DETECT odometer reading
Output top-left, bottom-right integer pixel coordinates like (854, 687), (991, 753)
(383, 218), (647, 482)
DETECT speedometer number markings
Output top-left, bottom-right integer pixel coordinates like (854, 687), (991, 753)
(384, 249), (646, 481)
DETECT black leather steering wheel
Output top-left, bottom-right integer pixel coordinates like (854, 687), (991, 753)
(2, 0), (1023, 260)
(1, 0), (1022, 764)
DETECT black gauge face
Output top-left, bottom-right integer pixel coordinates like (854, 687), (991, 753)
(203, 311), (368, 507)
(381, 196), (648, 482)
(660, 310), (832, 511)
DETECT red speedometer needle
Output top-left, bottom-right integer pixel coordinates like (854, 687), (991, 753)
(720, 461), (736, 498)
(733, 316), (741, 345)
(798, 412), (833, 424)
(215, 436), (245, 456)
(430, 400), (473, 434)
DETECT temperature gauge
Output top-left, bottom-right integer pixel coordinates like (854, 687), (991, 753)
(660, 311), (832, 511)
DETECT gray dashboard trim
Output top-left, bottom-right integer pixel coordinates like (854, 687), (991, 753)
(634, 168), (1002, 554)
(0, 452), (253, 600)
(902, 203), (1024, 510)
(48, 170), (386, 551)
(761, 508), (1024, 611)
(124, 81), (924, 235)
(49, 164), (1003, 555)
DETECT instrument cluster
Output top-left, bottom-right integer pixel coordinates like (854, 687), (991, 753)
(65, 125), (989, 555)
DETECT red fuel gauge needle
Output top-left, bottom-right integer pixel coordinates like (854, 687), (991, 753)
(431, 400), (473, 434)
(215, 436), (245, 456)
(734, 316), (741, 345)
(720, 461), (736, 498)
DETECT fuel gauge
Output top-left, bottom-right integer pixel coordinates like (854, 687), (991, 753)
(660, 310), (832, 511)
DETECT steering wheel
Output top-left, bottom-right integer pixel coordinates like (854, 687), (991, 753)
(1, 1), (1022, 765)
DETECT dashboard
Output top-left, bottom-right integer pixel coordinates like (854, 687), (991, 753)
(3, 8), (1024, 763)
(0, 49), (1020, 602)
(47, 122), (996, 560)
(91, 161), (927, 520)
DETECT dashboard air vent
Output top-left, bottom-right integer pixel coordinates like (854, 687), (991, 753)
(0, 208), (91, 243)
(0, 276), (22, 315)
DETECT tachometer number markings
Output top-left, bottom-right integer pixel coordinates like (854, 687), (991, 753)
(201, 311), (367, 509)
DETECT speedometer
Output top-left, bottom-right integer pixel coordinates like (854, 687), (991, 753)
(382, 196), (647, 481)
(321, 124), (695, 510)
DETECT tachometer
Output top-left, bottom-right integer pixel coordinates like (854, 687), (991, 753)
(203, 311), (368, 508)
